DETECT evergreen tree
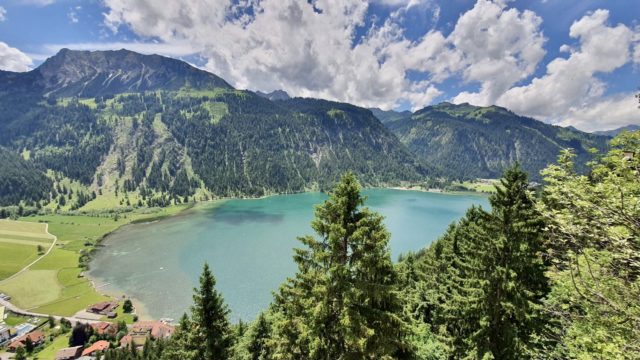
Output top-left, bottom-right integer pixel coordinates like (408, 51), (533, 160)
(191, 263), (233, 360)
(14, 347), (26, 360)
(247, 312), (272, 360)
(441, 165), (549, 359)
(271, 172), (410, 359)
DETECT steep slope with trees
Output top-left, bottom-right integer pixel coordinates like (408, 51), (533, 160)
(382, 102), (608, 180)
(0, 147), (52, 206)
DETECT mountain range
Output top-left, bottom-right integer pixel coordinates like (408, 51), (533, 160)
(0, 49), (613, 208)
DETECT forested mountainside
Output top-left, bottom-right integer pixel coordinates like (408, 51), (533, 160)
(0, 49), (429, 207)
(0, 147), (52, 206)
(382, 102), (608, 180)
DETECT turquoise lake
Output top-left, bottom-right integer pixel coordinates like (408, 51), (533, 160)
(88, 189), (489, 322)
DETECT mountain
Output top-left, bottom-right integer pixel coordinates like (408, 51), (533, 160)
(0, 48), (231, 98)
(0, 49), (429, 207)
(384, 102), (608, 180)
(369, 108), (412, 124)
(594, 124), (640, 137)
(255, 89), (291, 101)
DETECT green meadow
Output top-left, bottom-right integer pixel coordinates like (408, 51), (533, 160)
(0, 219), (54, 280)
(0, 205), (188, 316)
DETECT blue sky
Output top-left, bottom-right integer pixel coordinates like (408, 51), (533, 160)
(0, 0), (638, 131)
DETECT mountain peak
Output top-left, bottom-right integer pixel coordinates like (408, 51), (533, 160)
(31, 49), (232, 97)
(255, 89), (291, 101)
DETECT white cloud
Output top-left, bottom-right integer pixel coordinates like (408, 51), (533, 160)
(495, 9), (640, 130)
(450, 0), (546, 105)
(68, 10), (78, 23)
(0, 42), (33, 72)
(558, 94), (639, 132)
(0, 6), (6, 22)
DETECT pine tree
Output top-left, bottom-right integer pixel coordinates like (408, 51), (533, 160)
(441, 165), (549, 359)
(271, 172), (410, 359)
(191, 263), (233, 360)
(247, 312), (272, 360)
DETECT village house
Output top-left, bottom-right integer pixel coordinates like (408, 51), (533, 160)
(86, 301), (119, 315)
(119, 321), (175, 349)
(82, 340), (110, 357)
(7, 330), (45, 352)
(55, 345), (83, 360)
(90, 321), (117, 336)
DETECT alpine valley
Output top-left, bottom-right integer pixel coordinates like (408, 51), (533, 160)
(0, 49), (608, 209)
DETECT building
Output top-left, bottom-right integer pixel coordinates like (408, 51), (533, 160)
(86, 301), (119, 315)
(0, 325), (11, 344)
(82, 340), (110, 356)
(90, 322), (117, 336)
(7, 330), (45, 352)
(131, 321), (175, 339)
(14, 323), (35, 337)
(119, 321), (175, 349)
(55, 345), (83, 360)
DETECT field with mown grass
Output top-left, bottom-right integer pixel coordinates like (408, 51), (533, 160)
(0, 205), (189, 316)
(0, 219), (54, 280)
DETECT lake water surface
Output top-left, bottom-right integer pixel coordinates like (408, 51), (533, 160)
(88, 189), (489, 322)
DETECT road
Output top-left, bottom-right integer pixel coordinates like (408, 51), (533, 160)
(0, 297), (101, 326)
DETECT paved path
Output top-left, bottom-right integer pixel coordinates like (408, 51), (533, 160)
(0, 298), (100, 326)
(0, 223), (58, 285)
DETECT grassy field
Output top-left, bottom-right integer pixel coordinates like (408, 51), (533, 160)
(36, 334), (70, 360)
(451, 179), (500, 193)
(0, 220), (55, 280)
(0, 205), (188, 316)
(2, 312), (36, 327)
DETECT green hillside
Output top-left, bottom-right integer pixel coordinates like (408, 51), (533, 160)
(383, 102), (608, 180)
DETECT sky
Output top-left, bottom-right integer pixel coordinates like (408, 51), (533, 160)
(0, 0), (639, 132)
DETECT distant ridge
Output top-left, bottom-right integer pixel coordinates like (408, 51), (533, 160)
(594, 124), (640, 137)
(369, 108), (412, 124)
(255, 89), (291, 101)
(383, 102), (608, 180)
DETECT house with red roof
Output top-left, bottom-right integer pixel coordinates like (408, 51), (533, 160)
(82, 340), (110, 356)
(87, 301), (118, 315)
(90, 321), (117, 336)
(7, 330), (45, 352)
(119, 321), (175, 349)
